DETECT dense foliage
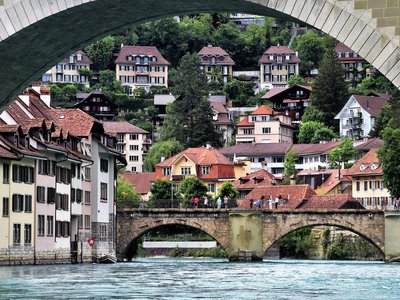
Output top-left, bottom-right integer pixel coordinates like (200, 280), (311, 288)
(116, 176), (141, 209)
(143, 139), (184, 172)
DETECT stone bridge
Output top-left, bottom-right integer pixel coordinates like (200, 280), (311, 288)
(116, 209), (400, 261)
(1, 0), (400, 109)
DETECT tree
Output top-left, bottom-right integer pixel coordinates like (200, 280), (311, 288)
(148, 179), (178, 208)
(116, 176), (140, 209)
(292, 31), (329, 76)
(143, 139), (184, 172)
(378, 127), (400, 198)
(287, 75), (306, 87)
(284, 151), (296, 178)
(160, 53), (221, 148)
(310, 39), (348, 129)
(178, 177), (208, 207)
(84, 36), (116, 70)
(328, 137), (357, 171)
(301, 106), (325, 123)
(298, 121), (337, 144)
(217, 181), (239, 201)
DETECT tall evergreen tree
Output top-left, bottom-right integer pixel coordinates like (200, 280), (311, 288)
(310, 39), (348, 129)
(160, 53), (222, 148)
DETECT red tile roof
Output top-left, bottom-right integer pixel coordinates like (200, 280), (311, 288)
(258, 45), (301, 64)
(291, 142), (339, 156)
(114, 45), (170, 65)
(50, 108), (100, 137)
(234, 169), (276, 190)
(315, 169), (351, 195)
(298, 194), (363, 209)
(252, 105), (273, 115)
(103, 121), (148, 135)
(219, 143), (292, 156)
(122, 172), (155, 195)
(352, 95), (387, 117)
(241, 184), (316, 208)
(61, 50), (92, 65)
(198, 45), (235, 65)
(346, 149), (382, 176)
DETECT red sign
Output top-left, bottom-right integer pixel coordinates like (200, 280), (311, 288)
(87, 237), (95, 247)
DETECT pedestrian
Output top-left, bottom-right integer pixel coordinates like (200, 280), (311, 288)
(260, 196), (265, 209)
(193, 197), (199, 208)
(224, 195), (229, 209)
(268, 196), (273, 210)
(217, 197), (222, 209)
(139, 199), (144, 209)
(250, 199), (254, 209)
(204, 196), (208, 208)
(274, 195), (281, 209)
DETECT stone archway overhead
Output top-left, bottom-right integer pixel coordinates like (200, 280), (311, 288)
(0, 0), (399, 109)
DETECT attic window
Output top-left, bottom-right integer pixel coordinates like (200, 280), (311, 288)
(359, 164), (367, 171)
(370, 164), (378, 171)
(152, 56), (157, 62)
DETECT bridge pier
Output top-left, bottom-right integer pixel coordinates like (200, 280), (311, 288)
(384, 211), (400, 262)
(227, 211), (264, 261)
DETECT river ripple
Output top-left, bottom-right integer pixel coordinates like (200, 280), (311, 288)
(0, 258), (399, 299)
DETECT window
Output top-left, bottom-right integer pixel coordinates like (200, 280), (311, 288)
(243, 129), (254, 135)
(24, 195), (32, 213)
(47, 187), (56, 204)
(262, 127), (271, 134)
(100, 159), (108, 172)
(76, 189), (83, 203)
(13, 224), (21, 245)
(24, 224), (32, 245)
(162, 167), (171, 176)
(56, 194), (69, 210)
(99, 224), (108, 241)
(181, 167), (191, 175)
(85, 191), (91, 205)
(100, 183), (108, 200)
(78, 215), (83, 229)
(356, 181), (360, 191)
(37, 186), (46, 203)
(3, 163), (9, 183)
(208, 183), (215, 193)
(129, 145), (139, 151)
(129, 156), (139, 162)
(84, 215), (91, 229)
(71, 188), (76, 203)
(84, 167), (91, 181)
(38, 215), (45, 236)
(56, 221), (70, 237)
(12, 194), (24, 212)
(56, 167), (71, 184)
(129, 134), (138, 140)
(2, 197), (9, 216)
(12, 165), (34, 183)
(202, 166), (210, 175)
(364, 181), (368, 191)
(47, 216), (53, 236)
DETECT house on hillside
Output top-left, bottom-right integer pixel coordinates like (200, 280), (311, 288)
(73, 90), (118, 121)
(122, 172), (155, 201)
(42, 50), (92, 87)
(219, 142), (292, 175)
(346, 149), (394, 209)
(210, 101), (234, 147)
(291, 142), (340, 171)
(261, 84), (312, 123)
(335, 95), (387, 140)
(236, 105), (293, 144)
(234, 169), (276, 200)
(154, 146), (236, 197)
(296, 169), (352, 195)
(335, 42), (368, 85)
(115, 45), (170, 94)
(198, 45), (235, 84)
(258, 45), (300, 89)
(103, 121), (151, 173)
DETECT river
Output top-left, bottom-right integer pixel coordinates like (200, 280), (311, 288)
(0, 258), (399, 299)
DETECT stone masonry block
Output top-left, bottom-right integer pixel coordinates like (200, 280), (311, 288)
(307, 0), (326, 26)
(314, 1), (334, 30)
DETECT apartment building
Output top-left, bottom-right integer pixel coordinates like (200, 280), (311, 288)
(258, 45), (300, 89)
(115, 45), (170, 94)
(73, 91), (118, 121)
(198, 45), (235, 84)
(335, 42), (368, 85)
(103, 121), (151, 173)
(42, 50), (92, 87)
(0, 86), (124, 264)
(236, 105), (293, 144)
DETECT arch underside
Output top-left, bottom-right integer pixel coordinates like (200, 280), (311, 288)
(1, 0), (400, 110)
(264, 221), (385, 256)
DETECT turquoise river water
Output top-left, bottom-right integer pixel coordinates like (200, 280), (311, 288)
(0, 258), (400, 299)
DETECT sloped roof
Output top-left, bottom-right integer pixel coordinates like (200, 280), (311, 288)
(352, 95), (387, 117)
(251, 105), (273, 115)
(346, 148), (382, 176)
(244, 184), (316, 208)
(314, 169), (351, 195)
(115, 45), (170, 65)
(290, 142), (339, 156)
(198, 45), (235, 65)
(211, 102), (228, 114)
(122, 172), (155, 195)
(262, 85), (312, 99)
(354, 138), (383, 151)
(219, 143), (292, 156)
(50, 108), (100, 137)
(258, 45), (301, 64)
(234, 169), (276, 190)
(156, 147), (233, 168)
(103, 121), (148, 135)
(61, 50), (92, 65)
(298, 194), (363, 209)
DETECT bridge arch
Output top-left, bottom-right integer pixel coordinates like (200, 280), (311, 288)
(262, 211), (385, 257)
(1, 0), (400, 109)
(116, 209), (230, 260)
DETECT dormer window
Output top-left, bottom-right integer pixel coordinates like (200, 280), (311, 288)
(14, 135), (19, 146)
(269, 55), (274, 60)
(277, 55), (283, 63)
(77, 54), (82, 61)
(69, 56), (74, 63)
(135, 56), (141, 64)
(143, 56), (149, 64)
(250, 116), (257, 122)
(152, 56), (157, 62)
(285, 55), (290, 60)
(211, 57), (216, 64)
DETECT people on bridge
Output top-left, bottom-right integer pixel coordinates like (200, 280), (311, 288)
(275, 195), (281, 209)
(193, 197), (199, 208)
(250, 199), (254, 209)
(217, 197), (222, 209)
(268, 196), (273, 210)
(224, 195), (229, 209)
(204, 196), (209, 208)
